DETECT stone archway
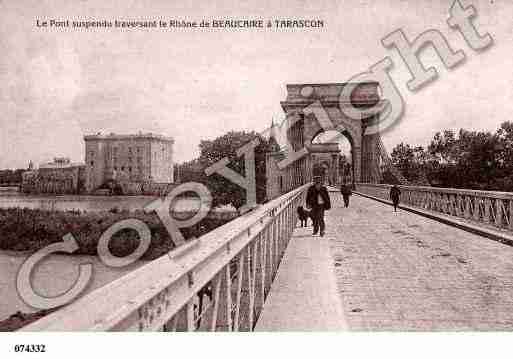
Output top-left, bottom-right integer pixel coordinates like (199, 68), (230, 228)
(308, 128), (353, 186)
(280, 82), (385, 184)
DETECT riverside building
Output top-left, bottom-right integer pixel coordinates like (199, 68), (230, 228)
(84, 132), (174, 192)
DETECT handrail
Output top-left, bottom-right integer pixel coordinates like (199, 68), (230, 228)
(22, 183), (311, 331)
(356, 182), (513, 199)
(356, 182), (513, 231)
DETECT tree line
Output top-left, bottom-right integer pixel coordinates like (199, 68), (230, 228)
(175, 131), (272, 209)
(0, 169), (27, 185)
(388, 121), (513, 191)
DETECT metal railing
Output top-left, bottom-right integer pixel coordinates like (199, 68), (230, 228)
(356, 183), (513, 232)
(22, 184), (310, 331)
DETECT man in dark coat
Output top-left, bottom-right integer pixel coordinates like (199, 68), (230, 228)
(340, 183), (352, 208)
(306, 176), (331, 237)
(389, 185), (401, 212)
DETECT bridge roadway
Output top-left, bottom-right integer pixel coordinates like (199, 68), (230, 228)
(256, 191), (513, 330)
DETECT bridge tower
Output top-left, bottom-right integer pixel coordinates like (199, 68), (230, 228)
(266, 82), (408, 199)
(281, 83), (400, 183)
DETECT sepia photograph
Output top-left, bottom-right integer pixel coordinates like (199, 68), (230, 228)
(0, 0), (512, 357)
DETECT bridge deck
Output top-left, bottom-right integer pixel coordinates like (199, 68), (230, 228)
(255, 225), (347, 331)
(257, 192), (513, 331)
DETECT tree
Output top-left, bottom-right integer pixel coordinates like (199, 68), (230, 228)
(0, 169), (27, 184)
(197, 131), (271, 209)
(388, 122), (513, 191)
(496, 121), (513, 187)
(390, 143), (428, 184)
(175, 158), (206, 184)
(428, 130), (458, 164)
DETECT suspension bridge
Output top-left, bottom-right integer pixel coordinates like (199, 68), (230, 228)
(22, 83), (513, 331)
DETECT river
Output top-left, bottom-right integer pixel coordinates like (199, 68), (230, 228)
(0, 189), (234, 324)
(0, 250), (148, 322)
(0, 188), (226, 213)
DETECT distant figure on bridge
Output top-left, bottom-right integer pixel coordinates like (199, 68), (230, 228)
(389, 185), (401, 212)
(306, 176), (331, 237)
(340, 183), (352, 208)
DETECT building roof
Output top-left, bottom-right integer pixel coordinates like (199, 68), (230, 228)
(39, 158), (85, 169)
(84, 132), (174, 142)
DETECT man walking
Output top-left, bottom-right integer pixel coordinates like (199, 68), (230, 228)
(340, 183), (352, 208)
(389, 184), (401, 212)
(306, 176), (331, 237)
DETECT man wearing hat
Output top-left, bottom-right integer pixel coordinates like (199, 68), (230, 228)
(306, 176), (331, 237)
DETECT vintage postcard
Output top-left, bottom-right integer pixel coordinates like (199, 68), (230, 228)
(0, 0), (511, 357)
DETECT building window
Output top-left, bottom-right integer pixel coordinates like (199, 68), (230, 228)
(121, 166), (125, 171)
(129, 167), (132, 172)
(137, 147), (141, 153)
(128, 147), (132, 153)
(128, 157), (132, 162)
(114, 167), (117, 171)
(90, 161), (94, 167)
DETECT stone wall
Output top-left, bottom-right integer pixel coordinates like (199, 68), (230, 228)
(117, 181), (177, 196)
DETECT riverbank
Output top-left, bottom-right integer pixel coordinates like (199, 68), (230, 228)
(0, 206), (236, 330)
(0, 207), (234, 260)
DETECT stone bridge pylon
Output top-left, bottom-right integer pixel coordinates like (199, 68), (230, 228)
(266, 82), (405, 199)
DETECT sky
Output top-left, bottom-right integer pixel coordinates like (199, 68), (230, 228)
(0, 0), (511, 169)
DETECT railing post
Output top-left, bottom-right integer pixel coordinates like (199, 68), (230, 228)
(186, 299), (195, 331)
(232, 253), (244, 331)
(278, 212), (283, 265)
(279, 209), (285, 258)
(209, 271), (222, 331)
(265, 224), (272, 294)
(164, 314), (177, 332)
(256, 233), (266, 317)
(248, 243), (257, 330)
(509, 199), (513, 231)
(473, 197), (481, 221)
(464, 195), (471, 219)
(274, 214), (279, 273)
(456, 194), (461, 216)
(484, 197), (491, 223)
(495, 199), (503, 227)
(215, 265), (233, 331)
(269, 219), (275, 278)
(173, 304), (189, 332)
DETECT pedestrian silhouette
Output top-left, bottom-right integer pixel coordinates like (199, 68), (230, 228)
(340, 183), (352, 208)
(306, 176), (331, 237)
(389, 185), (401, 212)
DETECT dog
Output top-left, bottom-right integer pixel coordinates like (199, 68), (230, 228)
(297, 206), (312, 227)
